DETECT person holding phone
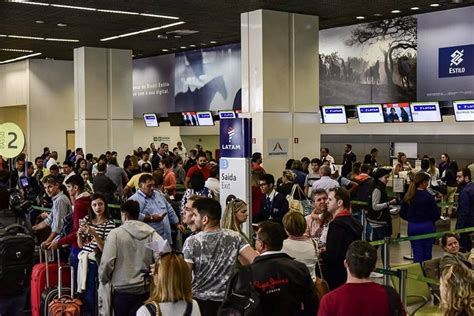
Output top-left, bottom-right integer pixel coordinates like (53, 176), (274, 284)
(129, 174), (184, 245)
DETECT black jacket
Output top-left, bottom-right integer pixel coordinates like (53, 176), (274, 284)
(342, 152), (357, 178)
(321, 214), (362, 290)
(251, 252), (318, 316)
(255, 192), (289, 224)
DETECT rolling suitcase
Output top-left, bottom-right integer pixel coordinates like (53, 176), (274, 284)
(30, 249), (71, 316)
(47, 265), (82, 316)
(0, 224), (35, 297)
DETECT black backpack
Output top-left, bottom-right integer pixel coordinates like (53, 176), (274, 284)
(218, 265), (263, 316)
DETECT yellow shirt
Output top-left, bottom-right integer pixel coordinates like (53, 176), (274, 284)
(126, 172), (152, 189)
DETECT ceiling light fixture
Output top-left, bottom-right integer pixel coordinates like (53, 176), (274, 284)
(430, 3), (440, 7)
(0, 48), (34, 53)
(57, 23), (67, 27)
(391, 9), (401, 13)
(140, 13), (179, 20)
(8, 35), (44, 40)
(0, 52), (42, 65)
(356, 16), (365, 20)
(373, 13), (383, 17)
(45, 38), (79, 42)
(35, 20), (45, 24)
(174, 35), (182, 38)
(210, 41), (217, 44)
(100, 21), (185, 41)
(50, 4), (96, 10)
(162, 49), (169, 52)
(0, 35), (7, 37)
(97, 9), (139, 15)
(189, 44), (196, 47)
(12, 1), (179, 19)
(180, 46), (187, 49)
(411, 7), (420, 10)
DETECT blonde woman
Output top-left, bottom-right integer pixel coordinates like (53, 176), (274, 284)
(440, 263), (474, 316)
(222, 196), (251, 245)
(137, 250), (201, 316)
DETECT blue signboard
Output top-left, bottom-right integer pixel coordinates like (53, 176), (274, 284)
(439, 44), (474, 78)
(219, 118), (252, 158)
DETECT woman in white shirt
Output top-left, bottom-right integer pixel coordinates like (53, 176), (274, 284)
(136, 249), (201, 316)
(281, 211), (318, 280)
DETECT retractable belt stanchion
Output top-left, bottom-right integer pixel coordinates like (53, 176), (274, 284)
(361, 210), (367, 241)
(398, 269), (408, 308)
(383, 236), (391, 286)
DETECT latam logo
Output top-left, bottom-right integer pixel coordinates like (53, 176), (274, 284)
(457, 103), (474, 111)
(439, 44), (474, 78)
(227, 126), (235, 143)
(360, 107), (380, 113)
(414, 105), (436, 112)
(325, 108), (343, 114)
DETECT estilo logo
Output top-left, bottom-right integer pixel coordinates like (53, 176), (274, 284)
(439, 44), (473, 78)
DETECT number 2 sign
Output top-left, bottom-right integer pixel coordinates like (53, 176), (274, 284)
(0, 122), (25, 158)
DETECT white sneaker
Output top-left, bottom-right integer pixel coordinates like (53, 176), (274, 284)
(370, 272), (384, 278)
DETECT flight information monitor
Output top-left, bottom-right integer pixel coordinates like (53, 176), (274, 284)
(182, 112), (199, 126)
(453, 100), (474, 122)
(382, 102), (413, 122)
(196, 111), (215, 126)
(143, 113), (159, 127)
(410, 102), (442, 122)
(321, 105), (347, 124)
(357, 104), (384, 123)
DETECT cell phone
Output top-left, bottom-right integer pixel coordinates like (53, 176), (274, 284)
(79, 218), (87, 227)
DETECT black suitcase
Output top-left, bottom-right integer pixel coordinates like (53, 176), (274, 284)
(0, 224), (35, 297)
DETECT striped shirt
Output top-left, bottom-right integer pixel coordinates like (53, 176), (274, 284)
(81, 216), (116, 253)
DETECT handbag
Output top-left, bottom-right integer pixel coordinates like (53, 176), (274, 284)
(310, 238), (329, 300)
(286, 184), (304, 214)
(295, 184), (314, 216)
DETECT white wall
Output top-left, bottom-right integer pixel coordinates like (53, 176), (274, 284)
(0, 61), (28, 107)
(28, 59), (74, 161)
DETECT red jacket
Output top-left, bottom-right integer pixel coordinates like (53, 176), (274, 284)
(58, 194), (91, 249)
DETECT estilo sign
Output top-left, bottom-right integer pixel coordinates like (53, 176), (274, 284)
(219, 118), (252, 236)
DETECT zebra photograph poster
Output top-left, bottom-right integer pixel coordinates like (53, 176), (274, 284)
(319, 16), (417, 105)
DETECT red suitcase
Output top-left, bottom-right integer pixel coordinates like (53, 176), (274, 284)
(30, 250), (71, 316)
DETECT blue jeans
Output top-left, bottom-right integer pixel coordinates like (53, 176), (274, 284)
(408, 221), (435, 263)
(112, 291), (149, 316)
(0, 293), (26, 316)
(82, 260), (99, 315)
(371, 225), (389, 263)
(69, 247), (81, 292)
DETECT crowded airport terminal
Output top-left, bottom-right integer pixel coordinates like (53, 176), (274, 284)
(0, 0), (473, 315)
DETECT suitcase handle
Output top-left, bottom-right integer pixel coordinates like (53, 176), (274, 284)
(42, 248), (61, 289)
(58, 265), (74, 298)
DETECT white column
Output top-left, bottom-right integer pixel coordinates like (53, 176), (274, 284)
(74, 47), (133, 160)
(241, 10), (320, 176)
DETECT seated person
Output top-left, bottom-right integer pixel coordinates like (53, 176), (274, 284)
(440, 233), (472, 271)
(439, 263), (474, 316)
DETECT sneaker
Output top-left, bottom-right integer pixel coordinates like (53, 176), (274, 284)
(370, 272), (384, 278)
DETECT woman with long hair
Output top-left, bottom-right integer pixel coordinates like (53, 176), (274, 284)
(439, 263), (474, 316)
(76, 193), (116, 315)
(400, 172), (440, 262)
(394, 152), (412, 175)
(137, 251), (201, 315)
(428, 157), (440, 187)
(222, 196), (251, 245)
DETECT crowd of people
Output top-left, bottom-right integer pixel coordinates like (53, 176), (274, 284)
(0, 142), (473, 316)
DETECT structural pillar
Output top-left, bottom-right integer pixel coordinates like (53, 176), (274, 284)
(74, 47), (133, 159)
(241, 10), (320, 176)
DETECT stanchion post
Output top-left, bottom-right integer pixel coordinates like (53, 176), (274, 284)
(383, 237), (391, 286)
(361, 210), (367, 241)
(399, 269), (408, 308)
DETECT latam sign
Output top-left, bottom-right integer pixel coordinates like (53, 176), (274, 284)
(439, 44), (474, 78)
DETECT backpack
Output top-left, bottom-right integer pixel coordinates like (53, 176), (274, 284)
(218, 265), (263, 316)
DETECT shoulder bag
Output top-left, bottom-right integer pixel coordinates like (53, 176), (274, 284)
(286, 184), (304, 214)
(310, 238), (329, 300)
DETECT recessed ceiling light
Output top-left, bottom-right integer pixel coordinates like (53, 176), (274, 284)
(430, 3), (440, 7)
(100, 21), (185, 41)
(189, 44), (196, 47)
(174, 35), (182, 38)
(180, 46), (187, 49)
(356, 16), (365, 20)
(157, 34), (168, 39)
(0, 35), (7, 37)
(57, 23), (67, 27)
(411, 7), (420, 10)
(35, 20), (45, 24)
(391, 10), (401, 13)
(15, 1), (49, 6)
(0, 48), (34, 53)
(210, 41), (217, 44)
(8, 35), (44, 40)
(162, 49), (169, 52)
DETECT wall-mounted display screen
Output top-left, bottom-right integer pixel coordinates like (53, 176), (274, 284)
(321, 105), (347, 124)
(168, 112), (184, 126)
(196, 111), (214, 126)
(410, 102), (442, 122)
(182, 112), (199, 126)
(453, 100), (474, 122)
(357, 104), (384, 123)
(219, 110), (236, 119)
(382, 102), (413, 122)
(143, 113), (159, 127)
